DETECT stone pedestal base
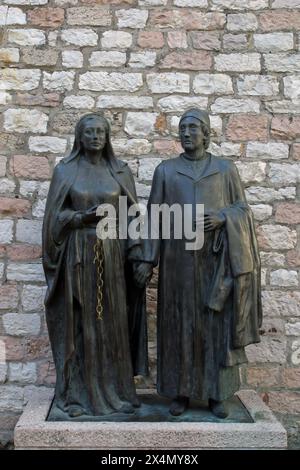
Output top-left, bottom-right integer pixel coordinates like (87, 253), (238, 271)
(14, 389), (287, 449)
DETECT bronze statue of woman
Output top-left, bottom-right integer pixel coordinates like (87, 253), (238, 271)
(42, 113), (148, 419)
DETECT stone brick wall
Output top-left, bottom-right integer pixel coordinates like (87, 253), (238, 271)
(0, 0), (300, 448)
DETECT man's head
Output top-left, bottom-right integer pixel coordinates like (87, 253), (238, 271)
(179, 108), (211, 153)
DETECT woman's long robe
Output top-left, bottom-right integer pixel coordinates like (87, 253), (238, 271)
(42, 155), (148, 416)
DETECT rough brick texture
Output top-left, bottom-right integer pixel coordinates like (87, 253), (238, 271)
(0, 0), (299, 449)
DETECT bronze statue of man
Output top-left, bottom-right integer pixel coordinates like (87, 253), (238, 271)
(135, 108), (262, 419)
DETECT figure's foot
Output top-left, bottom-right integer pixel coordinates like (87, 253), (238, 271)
(169, 397), (189, 416)
(132, 397), (141, 408)
(68, 405), (85, 418)
(209, 398), (228, 419)
(119, 402), (135, 414)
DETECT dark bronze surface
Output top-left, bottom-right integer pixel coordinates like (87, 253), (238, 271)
(48, 393), (253, 423)
(43, 109), (262, 422)
(43, 114), (148, 420)
(136, 108), (262, 418)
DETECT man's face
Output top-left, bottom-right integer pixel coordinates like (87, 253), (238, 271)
(179, 116), (205, 153)
(81, 118), (107, 152)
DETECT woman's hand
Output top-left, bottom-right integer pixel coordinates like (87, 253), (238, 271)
(70, 207), (100, 228)
(70, 212), (84, 229)
(81, 206), (100, 225)
(133, 262), (153, 288)
(204, 210), (226, 232)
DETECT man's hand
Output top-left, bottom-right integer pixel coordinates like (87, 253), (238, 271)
(133, 262), (153, 288)
(204, 210), (225, 231)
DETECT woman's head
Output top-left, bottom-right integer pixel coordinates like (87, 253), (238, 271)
(68, 113), (116, 163)
(79, 115), (108, 153)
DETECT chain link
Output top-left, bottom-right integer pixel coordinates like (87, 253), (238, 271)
(93, 238), (104, 321)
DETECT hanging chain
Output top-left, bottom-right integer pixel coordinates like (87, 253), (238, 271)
(93, 238), (104, 321)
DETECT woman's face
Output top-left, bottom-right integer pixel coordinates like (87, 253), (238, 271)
(80, 118), (107, 152)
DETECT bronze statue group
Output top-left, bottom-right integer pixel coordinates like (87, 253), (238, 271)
(43, 109), (262, 421)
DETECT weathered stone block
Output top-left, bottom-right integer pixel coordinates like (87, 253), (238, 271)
(63, 95), (94, 109)
(237, 75), (279, 96)
(67, 6), (111, 26)
(7, 263), (45, 282)
(112, 139), (152, 156)
(0, 48), (19, 63)
(101, 31), (132, 49)
(97, 95), (153, 110)
(0, 6), (26, 25)
(275, 203), (300, 224)
(43, 72), (75, 92)
(8, 29), (45, 46)
(89, 51), (126, 68)
(116, 9), (148, 28)
(138, 31), (163, 48)
(226, 114), (269, 141)
(0, 219), (14, 244)
(21, 285), (47, 312)
(16, 220), (42, 245)
(259, 10), (300, 31)
(0, 196), (31, 217)
(167, 31), (188, 49)
(0, 69), (41, 91)
(3, 313), (41, 336)
(8, 363), (37, 384)
(159, 52), (212, 71)
(254, 33), (294, 52)
(268, 163), (300, 186)
(246, 142), (288, 160)
(257, 225), (297, 250)
(0, 285), (19, 310)
(158, 96), (208, 113)
(193, 73), (233, 94)
(235, 161), (266, 183)
(125, 113), (158, 137)
(245, 186), (296, 203)
(62, 51), (83, 68)
(270, 269), (298, 287)
(149, 10), (226, 30)
(3, 109), (48, 134)
(28, 7), (64, 27)
(139, 158), (162, 181)
(129, 52), (156, 68)
(215, 53), (261, 72)
(227, 13), (258, 32)
(147, 73), (189, 94)
(28, 137), (67, 154)
(79, 72), (143, 92)
(211, 98), (260, 113)
(61, 29), (98, 46)
(264, 54), (300, 73)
